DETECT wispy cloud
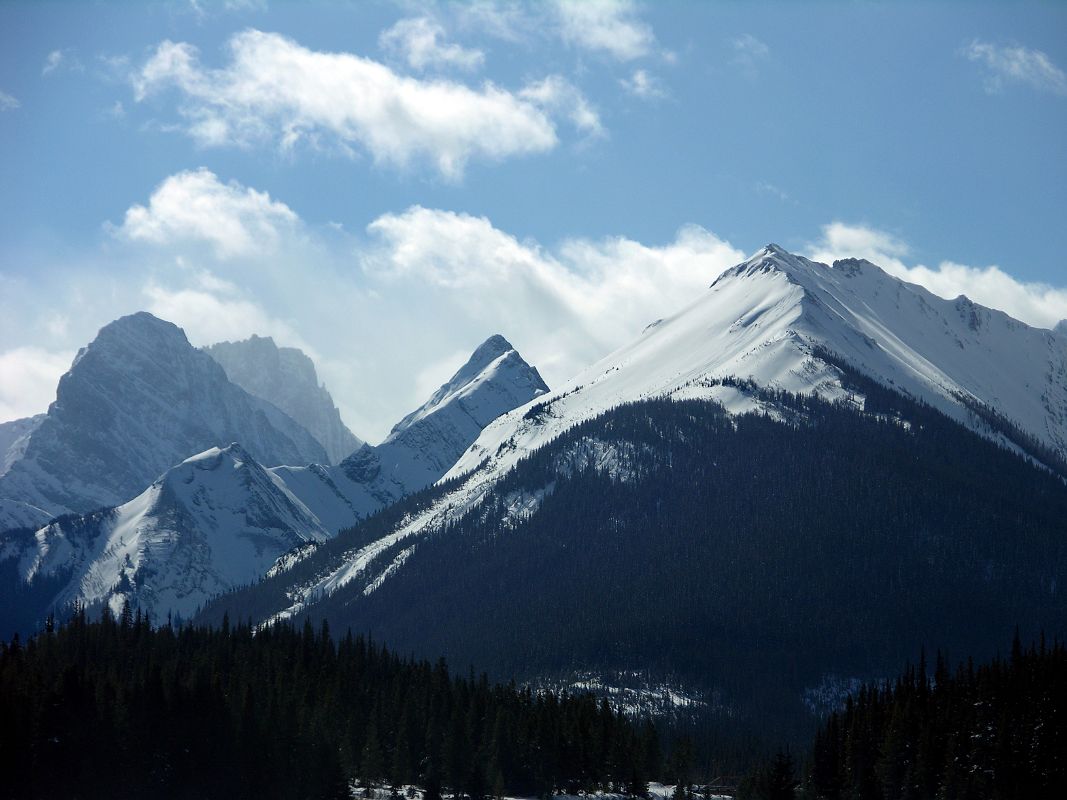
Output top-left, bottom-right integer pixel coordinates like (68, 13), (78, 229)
(808, 222), (1067, 329)
(0, 90), (19, 111)
(379, 16), (485, 72)
(620, 68), (667, 100)
(731, 33), (769, 77)
(754, 180), (792, 203)
(112, 168), (300, 259)
(131, 29), (580, 179)
(962, 40), (1067, 96)
(551, 0), (658, 61)
(519, 76), (604, 137)
(42, 48), (83, 76)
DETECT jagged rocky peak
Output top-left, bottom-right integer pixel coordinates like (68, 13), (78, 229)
(1054, 320), (1067, 337)
(206, 334), (362, 464)
(0, 311), (327, 521)
(390, 334), (549, 438)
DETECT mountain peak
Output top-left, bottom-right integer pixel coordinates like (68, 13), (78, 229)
(98, 311), (187, 342)
(206, 335), (362, 464)
(389, 336), (547, 441)
(713, 244), (819, 288)
(470, 333), (514, 363)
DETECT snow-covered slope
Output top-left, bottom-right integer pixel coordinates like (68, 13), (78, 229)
(255, 245), (1067, 621)
(449, 245), (1067, 479)
(18, 443), (328, 621)
(206, 335), (363, 464)
(272, 334), (549, 532)
(0, 499), (51, 533)
(0, 313), (327, 521)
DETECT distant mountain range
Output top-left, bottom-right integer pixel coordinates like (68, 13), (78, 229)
(2, 244), (1065, 738)
(0, 317), (547, 624)
(191, 245), (1067, 735)
(0, 313), (328, 527)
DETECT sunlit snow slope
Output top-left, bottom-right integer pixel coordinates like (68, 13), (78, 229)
(21, 444), (328, 620)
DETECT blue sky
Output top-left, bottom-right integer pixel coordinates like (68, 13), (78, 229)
(1, 0), (1065, 441)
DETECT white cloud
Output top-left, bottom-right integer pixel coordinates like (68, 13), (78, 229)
(114, 168), (299, 259)
(132, 29), (566, 179)
(143, 273), (310, 351)
(42, 48), (83, 76)
(364, 206), (744, 379)
(620, 68), (666, 99)
(0, 90), (19, 111)
(519, 76), (603, 136)
(754, 181), (791, 203)
(962, 40), (1067, 96)
(379, 16), (485, 72)
(454, 1), (531, 43)
(552, 0), (657, 61)
(43, 50), (64, 75)
(731, 33), (769, 76)
(808, 222), (1067, 330)
(0, 347), (73, 420)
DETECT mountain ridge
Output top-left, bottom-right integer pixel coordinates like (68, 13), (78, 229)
(0, 312), (328, 527)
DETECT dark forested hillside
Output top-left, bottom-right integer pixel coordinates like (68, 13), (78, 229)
(0, 610), (663, 799)
(203, 374), (1067, 745)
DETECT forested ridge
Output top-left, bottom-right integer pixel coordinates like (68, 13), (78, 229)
(201, 372), (1067, 745)
(0, 609), (666, 799)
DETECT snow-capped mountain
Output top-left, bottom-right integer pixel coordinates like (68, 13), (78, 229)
(272, 334), (548, 533)
(18, 443), (328, 621)
(449, 244), (1067, 480)
(206, 335), (363, 464)
(0, 313), (328, 525)
(1, 334), (546, 625)
(247, 245), (1067, 623)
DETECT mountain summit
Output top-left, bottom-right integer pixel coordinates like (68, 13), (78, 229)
(273, 334), (549, 533)
(449, 244), (1067, 479)
(0, 312), (327, 525)
(229, 244), (1067, 630)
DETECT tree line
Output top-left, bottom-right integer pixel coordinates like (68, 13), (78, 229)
(0, 607), (667, 799)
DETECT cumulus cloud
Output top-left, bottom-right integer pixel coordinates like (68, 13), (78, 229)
(144, 271), (311, 351)
(808, 222), (1067, 330)
(552, 0), (657, 61)
(0, 347), (73, 421)
(620, 68), (666, 100)
(379, 16), (485, 72)
(363, 206), (744, 377)
(114, 168), (299, 259)
(962, 40), (1067, 96)
(0, 90), (19, 111)
(132, 29), (567, 179)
